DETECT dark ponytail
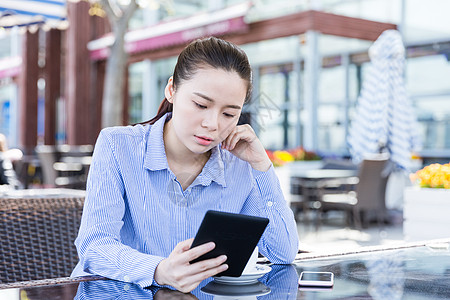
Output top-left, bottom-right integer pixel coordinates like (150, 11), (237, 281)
(144, 98), (172, 125)
(139, 36), (252, 126)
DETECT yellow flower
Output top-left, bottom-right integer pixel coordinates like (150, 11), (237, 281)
(273, 150), (294, 163)
(411, 163), (450, 189)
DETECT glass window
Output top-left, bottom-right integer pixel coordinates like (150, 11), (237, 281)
(406, 55), (450, 95)
(128, 62), (144, 124)
(0, 85), (11, 137)
(317, 104), (347, 152)
(348, 64), (359, 101)
(319, 66), (346, 103)
(414, 96), (450, 150)
(258, 71), (285, 149)
(257, 65), (301, 150)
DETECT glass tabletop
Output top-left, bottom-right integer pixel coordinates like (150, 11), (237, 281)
(294, 242), (450, 299)
(1, 242), (450, 299)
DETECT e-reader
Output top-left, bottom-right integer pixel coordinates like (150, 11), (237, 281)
(190, 210), (269, 277)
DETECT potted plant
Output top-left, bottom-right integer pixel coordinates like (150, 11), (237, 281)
(403, 163), (450, 241)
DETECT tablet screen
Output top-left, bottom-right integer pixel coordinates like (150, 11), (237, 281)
(190, 210), (269, 277)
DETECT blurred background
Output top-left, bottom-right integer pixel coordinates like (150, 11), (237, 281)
(0, 0), (448, 161)
(0, 0), (448, 261)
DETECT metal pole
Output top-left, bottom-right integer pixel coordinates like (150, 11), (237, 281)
(303, 30), (320, 150)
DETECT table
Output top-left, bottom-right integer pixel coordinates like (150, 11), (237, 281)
(290, 169), (358, 224)
(1, 240), (450, 299)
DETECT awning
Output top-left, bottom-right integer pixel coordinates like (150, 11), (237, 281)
(87, 2), (251, 60)
(0, 0), (66, 28)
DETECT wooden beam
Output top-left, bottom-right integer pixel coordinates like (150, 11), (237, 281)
(310, 10), (397, 41)
(18, 29), (39, 153)
(44, 28), (61, 145)
(89, 60), (105, 145)
(65, 1), (92, 145)
(128, 10), (396, 63)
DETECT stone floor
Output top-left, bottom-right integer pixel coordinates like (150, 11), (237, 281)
(296, 210), (405, 253)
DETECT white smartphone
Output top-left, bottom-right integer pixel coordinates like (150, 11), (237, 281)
(298, 271), (334, 287)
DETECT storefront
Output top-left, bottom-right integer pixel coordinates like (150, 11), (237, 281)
(1, 0), (450, 160)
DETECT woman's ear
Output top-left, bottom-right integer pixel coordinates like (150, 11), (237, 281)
(164, 76), (175, 103)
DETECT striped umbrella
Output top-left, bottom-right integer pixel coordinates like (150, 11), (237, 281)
(0, 0), (66, 28)
(348, 29), (421, 171)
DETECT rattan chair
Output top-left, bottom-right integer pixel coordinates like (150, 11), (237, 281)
(0, 189), (85, 283)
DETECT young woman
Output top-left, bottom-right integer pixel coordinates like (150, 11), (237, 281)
(72, 37), (299, 293)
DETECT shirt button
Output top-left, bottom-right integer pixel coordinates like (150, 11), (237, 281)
(123, 275), (130, 282)
(267, 201), (273, 207)
(123, 284), (130, 291)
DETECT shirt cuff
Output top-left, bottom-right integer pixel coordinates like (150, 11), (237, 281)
(252, 165), (280, 194)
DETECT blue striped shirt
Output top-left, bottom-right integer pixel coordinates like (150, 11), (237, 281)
(71, 113), (299, 288)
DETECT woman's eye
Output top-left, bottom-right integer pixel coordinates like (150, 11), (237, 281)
(194, 102), (207, 109)
(224, 113), (235, 118)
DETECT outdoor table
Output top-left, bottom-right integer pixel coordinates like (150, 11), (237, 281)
(1, 239), (449, 299)
(290, 169), (358, 224)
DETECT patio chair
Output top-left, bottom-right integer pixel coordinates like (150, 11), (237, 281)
(289, 159), (358, 222)
(0, 153), (22, 189)
(0, 189), (85, 283)
(35, 145), (92, 189)
(318, 154), (390, 228)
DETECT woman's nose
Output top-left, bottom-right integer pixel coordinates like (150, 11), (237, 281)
(201, 113), (218, 131)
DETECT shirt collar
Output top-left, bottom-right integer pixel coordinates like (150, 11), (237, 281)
(144, 113), (227, 187)
(193, 145), (226, 187)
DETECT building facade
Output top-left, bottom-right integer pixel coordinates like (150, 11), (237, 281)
(0, 0), (449, 162)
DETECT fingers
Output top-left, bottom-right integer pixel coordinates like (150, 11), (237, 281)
(222, 125), (256, 151)
(175, 256), (228, 293)
(181, 260), (228, 289)
(180, 241), (215, 262)
(174, 238), (195, 253)
(158, 239), (229, 293)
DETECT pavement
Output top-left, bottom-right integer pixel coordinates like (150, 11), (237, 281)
(296, 210), (405, 253)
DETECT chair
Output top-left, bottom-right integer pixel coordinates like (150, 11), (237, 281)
(289, 159), (358, 222)
(318, 154), (390, 228)
(0, 189), (85, 283)
(0, 153), (22, 189)
(35, 145), (93, 189)
(321, 158), (359, 170)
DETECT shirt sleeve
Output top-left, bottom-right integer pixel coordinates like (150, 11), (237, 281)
(74, 129), (163, 288)
(240, 164), (299, 264)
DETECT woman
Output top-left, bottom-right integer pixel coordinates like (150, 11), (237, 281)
(72, 37), (298, 293)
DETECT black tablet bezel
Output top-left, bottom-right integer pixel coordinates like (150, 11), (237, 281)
(190, 210), (269, 277)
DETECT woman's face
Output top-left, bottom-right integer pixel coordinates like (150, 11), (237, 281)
(166, 66), (248, 154)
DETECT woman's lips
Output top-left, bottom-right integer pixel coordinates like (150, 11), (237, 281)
(195, 135), (213, 146)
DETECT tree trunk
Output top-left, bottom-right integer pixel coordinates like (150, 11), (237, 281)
(100, 0), (138, 128)
(101, 27), (127, 127)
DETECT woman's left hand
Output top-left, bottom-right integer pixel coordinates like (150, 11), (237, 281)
(222, 124), (272, 172)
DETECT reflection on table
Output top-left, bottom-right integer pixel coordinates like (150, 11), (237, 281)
(2, 240), (450, 299)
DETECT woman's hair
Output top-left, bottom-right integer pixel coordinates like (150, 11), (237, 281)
(143, 36), (252, 125)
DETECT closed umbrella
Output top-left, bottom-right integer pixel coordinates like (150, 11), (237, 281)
(348, 29), (421, 171)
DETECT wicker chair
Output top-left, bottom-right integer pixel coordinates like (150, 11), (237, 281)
(0, 189), (85, 283)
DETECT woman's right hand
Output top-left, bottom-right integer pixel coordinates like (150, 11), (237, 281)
(154, 238), (228, 293)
